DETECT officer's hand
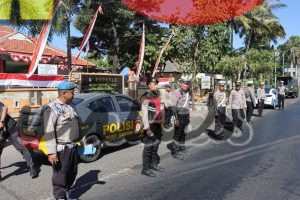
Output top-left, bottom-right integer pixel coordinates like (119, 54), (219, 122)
(175, 120), (180, 127)
(0, 122), (4, 129)
(48, 154), (58, 166)
(146, 129), (154, 138)
(244, 107), (247, 112)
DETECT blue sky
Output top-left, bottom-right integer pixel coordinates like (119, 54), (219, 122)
(51, 0), (300, 56)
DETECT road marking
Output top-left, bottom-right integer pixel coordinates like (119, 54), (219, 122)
(99, 168), (131, 181)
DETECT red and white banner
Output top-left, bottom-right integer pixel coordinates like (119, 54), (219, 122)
(75, 5), (103, 62)
(27, 0), (63, 78)
(152, 30), (175, 77)
(135, 23), (145, 82)
(0, 73), (64, 87)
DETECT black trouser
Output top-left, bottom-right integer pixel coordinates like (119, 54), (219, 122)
(258, 99), (264, 116)
(232, 109), (245, 128)
(0, 126), (34, 175)
(52, 146), (78, 199)
(142, 124), (162, 170)
(215, 107), (226, 134)
(164, 107), (173, 126)
(207, 95), (214, 106)
(278, 94), (285, 109)
(246, 101), (254, 122)
(173, 114), (190, 152)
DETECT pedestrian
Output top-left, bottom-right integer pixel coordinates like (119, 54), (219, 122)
(171, 77), (191, 160)
(257, 82), (266, 117)
(163, 83), (173, 129)
(140, 77), (164, 177)
(44, 81), (81, 200)
(213, 81), (227, 135)
(277, 80), (286, 110)
(0, 102), (38, 181)
(228, 81), (247, 132)
(207, 86), (214, 107)
(244, 81), (257, 124)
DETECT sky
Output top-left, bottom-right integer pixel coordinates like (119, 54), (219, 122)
(51, 0), (300, 56)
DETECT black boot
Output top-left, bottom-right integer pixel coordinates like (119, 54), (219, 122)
(171, 142), (184, 160)
(179, 145), (191, 156)
(0, 173), (2, 182)
(141, 169), (156, 177)
(150, 164), (165, 172)
(29, 166), (39, 179)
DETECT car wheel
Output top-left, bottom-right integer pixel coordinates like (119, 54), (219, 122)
(79, 134), (102, 163)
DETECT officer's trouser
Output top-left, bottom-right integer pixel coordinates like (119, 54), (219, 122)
(0, 125), (34, 175)
(52, 146), (78, 199)
(232, 109), (245, 128)
(164, 107), (173, 126)
(258, 99), (264, 115)
(173, 114), (190, 152)
(142, 124), (162, 170)
(215, 107), (226, 134)
(246, 101), (254, 122)
(278, 94), (285, 109)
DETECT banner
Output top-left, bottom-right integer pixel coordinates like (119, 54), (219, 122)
(135, 23), (145, 82)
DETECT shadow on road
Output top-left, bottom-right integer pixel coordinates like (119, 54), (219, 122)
(0, 161), (30, 181)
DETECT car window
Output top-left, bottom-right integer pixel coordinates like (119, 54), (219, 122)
(86, 97), (115, 113)
(265, 88), (271, 94)
(72, 98), (83, 106)
(116, 96), (140, 112)
(86, 101), (99, 112)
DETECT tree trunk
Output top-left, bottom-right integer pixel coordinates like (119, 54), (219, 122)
(111, 22), (120, 74)
(192, 42), (200, 111)
(246, 29), (254, 52)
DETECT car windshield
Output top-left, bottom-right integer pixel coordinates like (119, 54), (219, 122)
(265, 88), (271, 94)
(72, 98), (84, 106)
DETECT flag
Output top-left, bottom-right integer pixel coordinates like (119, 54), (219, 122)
(27, 0), (63, 78)
(152, 30), (175, 77)
(135, 23), (145, 82)
(75, 5), (103, 62)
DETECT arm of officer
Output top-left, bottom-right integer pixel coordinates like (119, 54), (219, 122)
(44, 107), (58, 165)
(0, 102), (8, 129)
(213, 92), (218, 115)
(242, 91), (247, 111)
(250, 90), (257, 107)
(171, 91), (180, 126)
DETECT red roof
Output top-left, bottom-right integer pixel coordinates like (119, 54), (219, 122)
(0, 26), (96, 67)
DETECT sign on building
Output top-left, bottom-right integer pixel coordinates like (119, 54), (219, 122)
(201, 75), (211, 89)
(38, 64), (57, 75)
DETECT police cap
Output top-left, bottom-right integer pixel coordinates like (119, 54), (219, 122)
(179, 77), (191, 85)
(218, 80), (226, 86)
(247, 81), (254, 85)
(235, 81), (242, 86)
(57, 81), (76, 90)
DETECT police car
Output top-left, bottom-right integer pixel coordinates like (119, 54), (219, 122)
(19, 93), (143, 163)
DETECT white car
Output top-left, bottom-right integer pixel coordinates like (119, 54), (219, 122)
(255, 87), (279, 109)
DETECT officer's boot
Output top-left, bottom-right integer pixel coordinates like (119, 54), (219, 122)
(0, 173), (2, 182)
(171, 142), (184, 160)
(141, 168), (156, 177)
(29, 164), (39, 179)
(179, 144), (191, 156)
(150, 162), (165, 172)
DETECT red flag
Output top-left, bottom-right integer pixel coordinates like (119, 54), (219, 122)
(135, 23), (145, 82)
(152, 30), (175, 78)
(27, 0), (63, 78)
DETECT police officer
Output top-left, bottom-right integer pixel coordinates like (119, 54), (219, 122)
(244, 81), (257, 124)
(277, 81), (286, 110)
(213, 81), (227, 135)
(44, 81), (81, 200)
(257, 82), (265, 117)
(0, 102), (38, 181)
(141, 77), (164, 177)
(228, 81), (247, 132)
(171, 78), (191, 160)
(207, 86), (214, 107)
(163, 83), (173, 129)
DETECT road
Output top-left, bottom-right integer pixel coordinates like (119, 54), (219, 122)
(1, 98), (300, 200)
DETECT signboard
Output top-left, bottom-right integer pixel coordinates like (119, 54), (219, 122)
(80, 73), (124, 94)
(201, 75), (211, 89)
(284, 68), (296, 73)
(38, 64), (57, 75)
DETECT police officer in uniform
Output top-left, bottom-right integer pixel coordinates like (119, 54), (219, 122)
(141, 78), (164, 177)
(163, 83), (173, 129)
(257, 82), (266, 117)
(228, 81), (247, 132)
(213, 81), (227, 135)
(0, 102), (38, 181)
(44, 81), (81, 200)
(244, 81), (257, 124)
(277, 81), (286, 110)
(171, 78), (191, 160)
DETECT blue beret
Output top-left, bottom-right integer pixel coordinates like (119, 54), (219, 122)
(57, 81), (76, 90)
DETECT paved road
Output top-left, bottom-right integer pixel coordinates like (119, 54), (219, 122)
(1, 98), (300, 200)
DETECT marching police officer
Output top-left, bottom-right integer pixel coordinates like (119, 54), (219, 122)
(163, 83), (173, 129)
(0, 102), (38, 181)
(141, 77), (164, 177)
(277, 80), (286, 110)
(171, 78), (191, 160)
(213, 81), (227, 135)
(244, 81), (257, 124)
(228, 81), (247, 132)
(257, 82), (266, 117)
(44, 81), (81, 200)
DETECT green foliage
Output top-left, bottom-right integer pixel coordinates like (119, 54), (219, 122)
(216, 56), (245, 81)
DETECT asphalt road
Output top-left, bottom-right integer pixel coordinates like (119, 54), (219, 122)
(1, 98), (300, 200)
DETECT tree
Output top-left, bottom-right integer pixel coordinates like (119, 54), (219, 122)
(217, 56), (246, 81)
(278, 36), (300, 67)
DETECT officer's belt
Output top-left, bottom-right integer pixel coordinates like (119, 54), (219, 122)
(57, 143), (76, 152)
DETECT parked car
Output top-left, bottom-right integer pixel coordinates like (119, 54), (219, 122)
(19, 93), (143, 163)
(255, 87), (279, 109)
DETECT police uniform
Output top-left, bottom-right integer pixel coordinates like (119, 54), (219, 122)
(244, 81), (256, 123)
(213, 81), (227, 135)
(278, 82), (286, 110)
(229, 82), (247, 130)
(44, 82), (81, 199)
(140, 79), (164, 177)
(163, 84), (173, 128)
(0, 102), (37, 181)
(171, 79), (191, 159)
(257, 83), (266, 116)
